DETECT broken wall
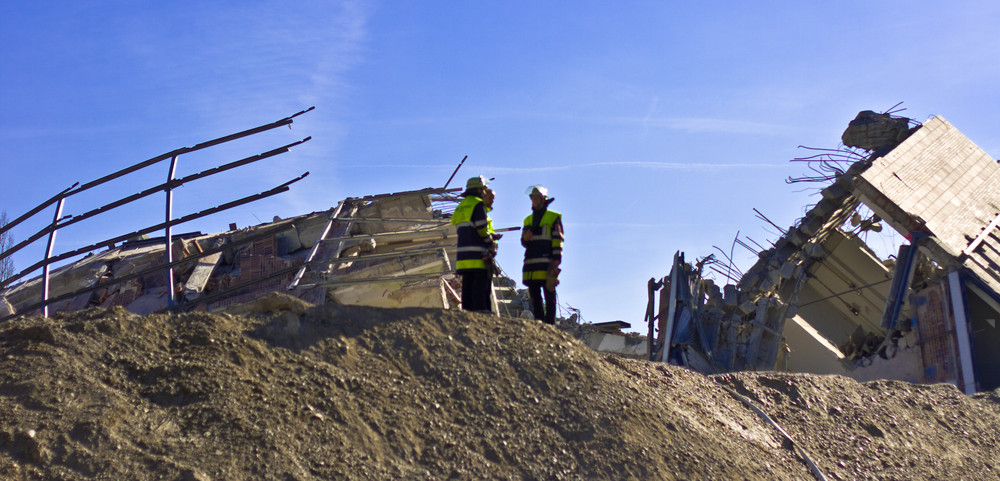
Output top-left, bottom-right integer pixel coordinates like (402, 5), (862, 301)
(781, 315), (850, 376)
(794, 229), (891, 348)
(854, 116), (1000, 293)
(1, 189), (472, 320)
(912, 282), (962, 386)
(964, 280), (1000, 390)
(654, 111), (1000, 393)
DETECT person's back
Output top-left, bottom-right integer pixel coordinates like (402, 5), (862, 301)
(451, 176), (496, 312)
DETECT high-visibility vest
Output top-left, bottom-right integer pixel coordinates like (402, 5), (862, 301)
(451, 195), (493, 272)
(522, 209), (562, 282)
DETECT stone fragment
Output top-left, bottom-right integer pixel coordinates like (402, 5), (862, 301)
(841, 110), (913, 151)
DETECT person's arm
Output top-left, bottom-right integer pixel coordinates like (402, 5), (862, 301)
(551, 216), (564, 265)
(471, 202), (495, 254)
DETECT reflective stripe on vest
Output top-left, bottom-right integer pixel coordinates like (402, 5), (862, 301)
(457, 258), (487, 270)
(522, 209), (562, 282)
(452, 195), (492, 272)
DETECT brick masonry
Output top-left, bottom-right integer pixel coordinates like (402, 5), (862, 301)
(862, 116), (1000, 252)
(207, 235), (300, 310)
(913, 283), (960, 385)
(860, 116), (1000, 292)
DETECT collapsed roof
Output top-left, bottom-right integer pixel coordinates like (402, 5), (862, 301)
(0, 107), (650, 360)
(1, 189), (467, 317)
(651, 111), (1000, 394)
(0, 109), (530, 324)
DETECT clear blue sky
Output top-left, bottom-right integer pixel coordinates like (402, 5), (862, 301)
(3, 2), (1000, 330)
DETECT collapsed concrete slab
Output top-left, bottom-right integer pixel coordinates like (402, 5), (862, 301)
(0, 187), (526, 320)
(652, 111), (1000, 394)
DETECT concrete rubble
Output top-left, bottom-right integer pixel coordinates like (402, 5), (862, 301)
(652, 110), (1000, 394)
(0, 188), (522, 318)
(1, 184), (649, 359)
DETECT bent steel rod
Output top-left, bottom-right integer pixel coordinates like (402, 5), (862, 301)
(41, 198), (67, 317)
(349, 187), (461, 202)
(0, 183), (78, 237)
(443, 155), (467, 189)
(2, 173), (309, 288)
(70, 107), (314, 198)
(165, 155), (180, 307)
(0, 222), (294, 323)
(0, 138), (311, 264)
(287, 201), (346, 290)
(0, 108), (313, 242)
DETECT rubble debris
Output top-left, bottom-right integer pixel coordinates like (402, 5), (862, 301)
(652, 110), (1000, 394)
(0, 182), (559, 339)
(592, 320), (632, 333)
(1, 188), (474, 319)
(1, 301), (998, 479)
(0, 109), (316, 318)
(841, 109), (916, 152)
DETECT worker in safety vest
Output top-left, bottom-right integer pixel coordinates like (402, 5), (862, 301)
(451, 176), (498, 312)
(521, 185), (563, 324)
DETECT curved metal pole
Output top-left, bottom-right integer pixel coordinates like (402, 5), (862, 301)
(4, 172), (309, 289)
(41, 197), (67, 317)
(0, 137), (310, 266)
(165, 155), (179, 307)
(0, 109), (316, 263)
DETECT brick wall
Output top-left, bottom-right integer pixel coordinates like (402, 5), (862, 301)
(206, 235), (300, 310)
(913, 283), (960, 385)
(861, 116), (1000, 254)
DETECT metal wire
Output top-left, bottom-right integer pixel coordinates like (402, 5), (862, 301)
(786, 145), (867, 184)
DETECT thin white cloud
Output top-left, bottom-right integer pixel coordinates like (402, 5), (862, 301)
(482, 161), (784, 174)
(482, 166), (574, 174)
(637, 117), (795, 135)
(341, 161), (785, 174)
(0, 125), (135, 141)
(566, 222), (732, 229)
(581, 161), (784, 169)
(358, 111), (800, 137)
(641, 96), (660, 135)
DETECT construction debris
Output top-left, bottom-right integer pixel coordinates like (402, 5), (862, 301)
(0, 188), (512, 318)
(651, 111), (1000, 394)
(3, 299), (999, 479)
(841, 109), (917, 152)
(0, 109), (541, 326)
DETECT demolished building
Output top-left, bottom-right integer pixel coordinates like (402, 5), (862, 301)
(0, 110), (532, 324)
(0, 188), (486, 318)
(650, 110), (1000, 394)
(0, 110), (656, 361)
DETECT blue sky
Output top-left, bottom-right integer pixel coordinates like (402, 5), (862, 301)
(3, 2), (1000, 330)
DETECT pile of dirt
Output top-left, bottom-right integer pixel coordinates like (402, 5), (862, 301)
(1, 293), (998, 480)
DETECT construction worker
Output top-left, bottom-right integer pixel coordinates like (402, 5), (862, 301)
(451, 176), (498, 312)
(521, 185), (563, 324)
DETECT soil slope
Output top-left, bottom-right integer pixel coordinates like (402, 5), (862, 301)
(1, 294), (998, 480)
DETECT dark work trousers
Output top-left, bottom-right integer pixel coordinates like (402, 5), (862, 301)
(526, 280), (557, 324)
(460, 270), (492, 312)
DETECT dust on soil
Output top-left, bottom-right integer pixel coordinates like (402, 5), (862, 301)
(1, 293), (999, 480)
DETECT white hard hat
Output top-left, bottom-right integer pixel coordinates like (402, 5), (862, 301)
(526, 184), (548, 197)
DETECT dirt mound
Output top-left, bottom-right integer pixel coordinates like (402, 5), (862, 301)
(1, 294), (998, 480)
